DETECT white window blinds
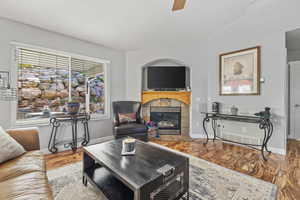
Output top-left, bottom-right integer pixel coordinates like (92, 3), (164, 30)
(18, 48), (69, 69)
(71, 58), (104, 77)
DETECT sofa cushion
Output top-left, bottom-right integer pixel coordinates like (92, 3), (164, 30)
(6, 127), (40, 151)
(0, 151), (45, 182)
(115, 123), (148, 135)
(0, 126), (25, 164)
(0, 171), (53, 200)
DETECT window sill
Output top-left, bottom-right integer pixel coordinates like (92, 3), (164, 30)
(90, 114), (111, 121)
(15, 119), (50, 127)
(14, 114), (111, 128)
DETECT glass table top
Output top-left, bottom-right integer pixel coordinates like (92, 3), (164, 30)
(201, 112), (270, 119)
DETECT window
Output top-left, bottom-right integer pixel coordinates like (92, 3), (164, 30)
(15, 46), (109, 123)
(71, 58), (106, 114)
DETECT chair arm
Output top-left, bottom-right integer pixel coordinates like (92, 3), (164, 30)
(136, 114), (146, 124)
(113, 118), (119, 127)
(6, 127), (40, 151)
(140, 119), (146, 125)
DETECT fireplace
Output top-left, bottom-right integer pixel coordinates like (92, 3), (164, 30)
(141, 95), (190, 138)
(150, 106), (181, 135)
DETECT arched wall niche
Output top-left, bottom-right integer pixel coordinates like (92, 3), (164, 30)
(141, 58), (191, 91)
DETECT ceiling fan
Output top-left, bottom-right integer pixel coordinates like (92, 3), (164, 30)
(172, 0), (187, 11)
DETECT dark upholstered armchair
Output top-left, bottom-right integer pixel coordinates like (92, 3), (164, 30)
(112, 101), (148, 142)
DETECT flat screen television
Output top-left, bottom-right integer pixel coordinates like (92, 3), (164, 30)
(147, 66), (186, 90)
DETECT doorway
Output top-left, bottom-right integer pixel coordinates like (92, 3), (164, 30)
(286, 28), (300, 140)
(289, 62), (300, 139)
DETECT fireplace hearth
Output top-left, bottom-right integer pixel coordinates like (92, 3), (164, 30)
(150, 106), (181, 135)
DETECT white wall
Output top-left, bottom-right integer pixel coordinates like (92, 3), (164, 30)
(0, 18), (126, 150)
(126, 0), (300, 154)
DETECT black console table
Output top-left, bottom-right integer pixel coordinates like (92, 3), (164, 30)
(202, 112), (273, 161)
(48, 113), (90, 153)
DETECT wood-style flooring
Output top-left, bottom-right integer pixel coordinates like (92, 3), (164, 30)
(45, 139), (300, 200)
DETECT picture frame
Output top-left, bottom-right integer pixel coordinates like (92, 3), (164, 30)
(0, 71), (10, 89)
(219, 46), (261, 96)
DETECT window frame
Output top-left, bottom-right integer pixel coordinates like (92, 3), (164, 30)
(10, 42), (111, 126)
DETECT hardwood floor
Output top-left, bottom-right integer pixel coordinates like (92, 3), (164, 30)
(45, 148), (83, 171)
(45, 139), (300, 200)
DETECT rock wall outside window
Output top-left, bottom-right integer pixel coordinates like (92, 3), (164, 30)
(17, 65), (105, 120)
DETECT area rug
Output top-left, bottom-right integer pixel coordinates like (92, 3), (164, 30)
(47, 144), (277, 200)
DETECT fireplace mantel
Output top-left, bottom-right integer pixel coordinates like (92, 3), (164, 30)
(141, 91), (191, 105)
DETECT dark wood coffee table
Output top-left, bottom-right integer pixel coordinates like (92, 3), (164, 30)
(82, 138), (189, 200)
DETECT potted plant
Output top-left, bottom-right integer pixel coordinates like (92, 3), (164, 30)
(67, 99), (80, 115)
(146, 121), (159, 138)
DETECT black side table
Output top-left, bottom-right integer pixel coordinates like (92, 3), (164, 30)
(48, 113), (90, 153)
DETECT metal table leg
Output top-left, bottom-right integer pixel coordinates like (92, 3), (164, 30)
(259, 119), (273, 161)
(48, 125), (55, 152)
(71, 119), (78, 152)
(264, 120), (273, 153)
(74, 119), (78, 150)
(211, 118), (217, 142)
(82, 118), (90, 146)
(82, 175), (87, 186)
(202, 115), (210, 144)
(48, 119), (59, 153)
(261, 125), (268, 161)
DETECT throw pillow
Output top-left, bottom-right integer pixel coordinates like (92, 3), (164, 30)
(118, 113), (137, 124)
(0, 126), (26, 164)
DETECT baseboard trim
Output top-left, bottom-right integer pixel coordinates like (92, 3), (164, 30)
(189, 133), (211, 139)
(268, 147), (286, 155)
(41, 136), (114, 154)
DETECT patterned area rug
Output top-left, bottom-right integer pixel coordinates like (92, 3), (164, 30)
(47, 144), (277, 200)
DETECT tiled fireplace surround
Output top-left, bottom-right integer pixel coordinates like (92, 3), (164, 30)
(142, 94), (191, 140)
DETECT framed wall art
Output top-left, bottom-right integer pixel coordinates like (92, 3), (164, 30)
(219, 46), (261, 95)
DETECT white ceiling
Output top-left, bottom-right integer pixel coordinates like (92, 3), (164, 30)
(0, 0), (261, 51)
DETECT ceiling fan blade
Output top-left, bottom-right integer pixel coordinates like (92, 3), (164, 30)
(172, 0), (186, 11)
